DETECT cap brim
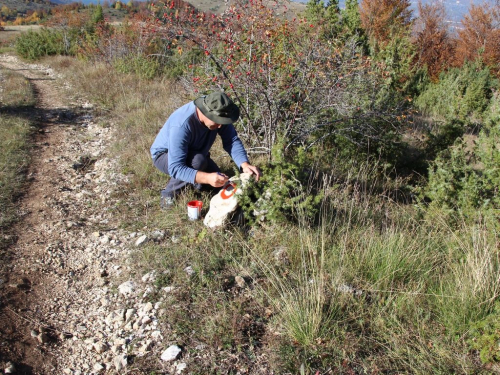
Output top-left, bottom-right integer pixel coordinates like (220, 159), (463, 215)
(194, 97), (240, 125)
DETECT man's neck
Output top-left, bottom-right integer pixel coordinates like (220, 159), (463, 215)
(195, 107), (205, 125)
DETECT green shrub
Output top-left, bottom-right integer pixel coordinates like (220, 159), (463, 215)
(238, 145), (323, 224)
(113, 55), (162, 80)
(415, 60), (498, 126)
(469, 303), (500, 364)
(423, 92), (500, 220)
(15, 29), (69, 60)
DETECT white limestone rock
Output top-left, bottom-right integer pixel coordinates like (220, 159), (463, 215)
(161, 345), (182, 361)
(118, 281), (135, 295)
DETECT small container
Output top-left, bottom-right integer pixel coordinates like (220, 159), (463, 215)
(187, 200), (203, 220)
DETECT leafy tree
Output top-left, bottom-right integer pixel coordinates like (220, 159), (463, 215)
(455, 3), (500, 76)
(412, 0), (454, 81)
(359, 0), (413, 50)
(150, 0), (406, 161)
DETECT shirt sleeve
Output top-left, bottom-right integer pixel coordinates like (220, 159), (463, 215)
(219, 125), (249, 168)
(167, 124), (198, 184)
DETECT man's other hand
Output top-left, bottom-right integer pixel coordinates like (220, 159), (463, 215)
(241, 162), (261, 181)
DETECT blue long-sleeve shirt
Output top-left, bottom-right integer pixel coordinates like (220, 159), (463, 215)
(150, 101), (249, 184)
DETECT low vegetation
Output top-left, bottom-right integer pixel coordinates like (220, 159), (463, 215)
(0, 69), (36, 250)
(5, 0), (500, 372)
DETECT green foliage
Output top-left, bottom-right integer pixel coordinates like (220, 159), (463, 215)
(424, 139), (478, 212)
(14, 28), (81, 60)
(0, 71), (35, 249)
(423, 94), (500, 219)
(113, 55), (162, 80)
(416, 60), (498, 125)
(373, 31), (416, 95)
(342, 0), (363, 35)
(305, 0), (326, 23)
(92, 4), (104, 24)
(238, 145), (323, 224)
(319, 113), (405, 172)
(425, 119), (466, 159)
(304, 0), (346, 41)
(469, 303), (500, 364)
(15, 29), (67, 60)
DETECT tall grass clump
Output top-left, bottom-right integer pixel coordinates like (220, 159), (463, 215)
(246, 219), (338, 349)
(0, 69), (36, 247)
(431, 217), (500, 334)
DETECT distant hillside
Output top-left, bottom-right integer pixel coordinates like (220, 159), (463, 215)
(46, 0), (306, 14)
(1, 0), (56, 13)
(51, 0), (496, 23)
(294, 0), (494, 24)
(3, 0), (497, 25)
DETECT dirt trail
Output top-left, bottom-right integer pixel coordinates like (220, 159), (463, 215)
(0, 54), (176, 375)
(0, 55), (84, 373)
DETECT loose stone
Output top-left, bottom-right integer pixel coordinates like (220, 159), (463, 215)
(235, 275), (246, 288)
(160, 345), (182, 361)
(118, 281), (135, 295)
(176, 363), (187, 373)
(4, 362), (15, 374)
(113, 354), (128, 371)
(134, 235), (148, 247)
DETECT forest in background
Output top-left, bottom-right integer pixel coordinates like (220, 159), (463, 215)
(2, 0), (500, 372)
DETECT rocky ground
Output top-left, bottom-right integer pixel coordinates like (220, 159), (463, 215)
(0, 55), (187, 374)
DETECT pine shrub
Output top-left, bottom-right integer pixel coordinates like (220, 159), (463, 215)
(423, 92), (500, 220)
(15, 29), (74, 61)
(416, 60), (498, 126)
(238, 146), (323, 225)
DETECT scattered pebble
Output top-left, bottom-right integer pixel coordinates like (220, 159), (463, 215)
(4, 362), (15, 374)
(235, 275), (246, 288)
(134, 235), (148, 247)
(118, 281), (136, 295)
(161, 345), (182, 361)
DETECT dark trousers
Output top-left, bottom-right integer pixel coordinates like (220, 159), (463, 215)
(153, 152), (221, 198)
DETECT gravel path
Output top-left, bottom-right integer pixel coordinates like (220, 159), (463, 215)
(0, 55), (181, 375)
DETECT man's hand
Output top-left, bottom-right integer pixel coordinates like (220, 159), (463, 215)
(241, 162), (261, 181)
(195, 171), (228, 187)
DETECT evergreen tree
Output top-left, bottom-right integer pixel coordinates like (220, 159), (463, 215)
(304, 0), (342, 38)
(325, 0), (341, 37)
(305, 0), (326, 23)
(341, 0), (367, 48)
(92, 4), (104, 24)
(342, 0), (362, 34)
